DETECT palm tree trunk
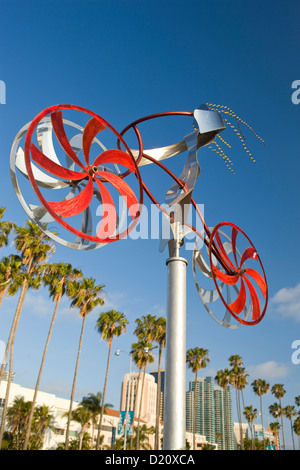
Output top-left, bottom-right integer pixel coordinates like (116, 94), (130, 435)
(0, 287), (7, 311)
(0, 276), (29, 387)
(290, 420), (295, 450)
(0, 278), (29, 447)
(65, 313), (87, 450)
(260, 395), (265, 450)
(96, 341), (112, 450)
(136, 365), (147, 450)
(23, 295), (61, 449)
(0, 343), (14, 446)
(79, 430), (84, 450)
(250, 422), (255, 450)
(154, 345), (163, 450)
(279, 399), (285, 450)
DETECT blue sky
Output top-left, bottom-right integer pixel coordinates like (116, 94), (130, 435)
(0, 0), (299, 448)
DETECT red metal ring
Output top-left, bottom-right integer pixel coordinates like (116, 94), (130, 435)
(208, 222), (268, 325)
(24, 104), (144, 243)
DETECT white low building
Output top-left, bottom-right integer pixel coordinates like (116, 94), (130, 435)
(0, 375), (119, 449)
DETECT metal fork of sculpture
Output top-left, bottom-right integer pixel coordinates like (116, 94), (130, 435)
(10, 103), (268, 450)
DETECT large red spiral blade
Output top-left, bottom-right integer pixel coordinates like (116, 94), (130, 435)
(96, 171), (139, 219)
(239, 247), (258, 267)
(51, 111), (86, 170)
(94, 149), (136, 173)
(228, 278), (246, 314)
(243, 276), (261, 321)
(231, 226), (239, 266)
(82, 117), (107, 166)
(30, 144), (85, 181)
(94, 178), (117, 238)
(48, 177), (94, 217)
(212, 265), (239, 285)
(245, 268), (267, 298)
(215, 230), (236, 270)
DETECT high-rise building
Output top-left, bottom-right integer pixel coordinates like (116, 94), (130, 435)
(214, 383), (234, 450)
(120, 372), (157, 424)
(186, 377), (234, 450)
(150, 370), (165, 421)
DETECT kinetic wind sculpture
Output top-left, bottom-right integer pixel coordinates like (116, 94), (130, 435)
(10, 102), (268, 450)
(10, 103), (268, 329)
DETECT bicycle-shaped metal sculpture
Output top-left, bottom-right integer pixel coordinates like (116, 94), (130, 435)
(10, 102), (268, 450)
(10, 103), (268, 329)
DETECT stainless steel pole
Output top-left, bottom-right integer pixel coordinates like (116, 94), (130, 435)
(163, 254), (187, 450)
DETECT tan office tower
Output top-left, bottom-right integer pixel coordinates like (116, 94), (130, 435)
(120, 372), (157, 424)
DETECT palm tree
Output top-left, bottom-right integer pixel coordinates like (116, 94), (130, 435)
(0, 222), (54, 386)
(186, 347), (210, 450)
(215, 368), (232, 450)
(152, 316), (166, 450)
(134, 313), (166, 450)
(134, 314), (157, 343)
(132, 424), (154, 450)
(293, 416), (300, 450)
(269, 402), (281, 421)
(251, 379), (270, 449)
(130, 339), (155, 450)
(64, 277), (105, 450)
(66, 405), (93, 450)
(4, 396), (31, 450)
(0, 221), (54, 448)
(284, 405), (297, 450)
(269, 402), (281, 448)
(3, 397), (53, 450)
(0, 207), (15, 248)
(95, 309), (128, 450)
(80, 392), (113, 448)
(269, 421), (280, 449)
(228, 355), (248, 450)
(29, 404), (55, 450)
(22, 262), (82, 449)
(243, 405), (257, 450)
(132, 314), (158, 450)
(0, 255), (22, 310)
(271, 384), (286, 450)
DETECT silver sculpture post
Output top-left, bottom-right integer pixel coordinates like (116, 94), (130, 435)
(163, 223), (187, 450)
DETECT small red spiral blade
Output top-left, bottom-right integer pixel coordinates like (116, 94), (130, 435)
(244, 268), (267, 298)
(228, 278), (246, 314)
(30, 144), (85, 181)
(231, 227), (239, 266)
(51, 111), (86, 170)
(48, 177), (94, 217)
(94, 178), (117, 238)
(82, 117), (107, 166)
(94, 149), (136, 173)
(215, 230), (237, 270)
(243, 276), (261, 321)
(96, 171), (139, 219)
(212, 265), (239, 285)
(239, 247), (258, 267)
